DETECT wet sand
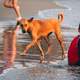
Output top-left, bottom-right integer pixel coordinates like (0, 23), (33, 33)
(0, 0), (67, 20)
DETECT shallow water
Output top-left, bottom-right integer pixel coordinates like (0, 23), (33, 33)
(0, 61), (80, 80)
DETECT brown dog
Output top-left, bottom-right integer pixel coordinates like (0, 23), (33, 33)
(16, 12), (65, 63)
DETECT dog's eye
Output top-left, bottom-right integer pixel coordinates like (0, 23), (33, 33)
(24, 24), (27, 26)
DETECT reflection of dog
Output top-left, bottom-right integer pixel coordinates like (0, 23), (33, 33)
(16, 12), (65, 63)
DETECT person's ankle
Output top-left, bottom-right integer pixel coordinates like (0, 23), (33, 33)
(17, 16), (22, 21)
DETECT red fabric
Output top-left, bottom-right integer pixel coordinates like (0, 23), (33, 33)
(68, 36), (79, 65)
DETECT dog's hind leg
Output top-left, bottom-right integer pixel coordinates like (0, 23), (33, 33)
(55, 30), (65, 60)
(37, 40), (45, 63)
(44, 37), (52, 55)
(43, 37), (53, 63)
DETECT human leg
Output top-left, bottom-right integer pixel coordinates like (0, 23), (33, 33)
(12, 0), (21, 18)
(3, 0), (13, 8)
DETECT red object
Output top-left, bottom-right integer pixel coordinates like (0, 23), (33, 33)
(68, 36), (79, 65)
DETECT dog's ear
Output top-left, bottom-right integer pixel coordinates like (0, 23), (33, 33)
(28, 17), (34, 22)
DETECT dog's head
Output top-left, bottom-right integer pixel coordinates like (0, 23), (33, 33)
(16, 17), (34, 33)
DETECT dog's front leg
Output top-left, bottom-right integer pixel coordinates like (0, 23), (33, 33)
(37, 40), (45, 63)
(23, 39), (37, 55)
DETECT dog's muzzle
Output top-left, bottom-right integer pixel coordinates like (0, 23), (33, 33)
(16, 21), (26, 33)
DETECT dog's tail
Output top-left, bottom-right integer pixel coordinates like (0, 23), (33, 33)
(58, 12), (64, 23)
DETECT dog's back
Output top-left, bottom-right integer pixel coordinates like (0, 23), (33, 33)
(31, 12), (64, 37)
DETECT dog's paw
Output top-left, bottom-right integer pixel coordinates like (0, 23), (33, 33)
(62, 54), (67, 60)
(40, 60), (46, 64)
(20, 52), (27, 56)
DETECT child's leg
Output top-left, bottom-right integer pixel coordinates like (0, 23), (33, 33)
(3, 0), (21, 18)
(12, 0), (21, 18)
